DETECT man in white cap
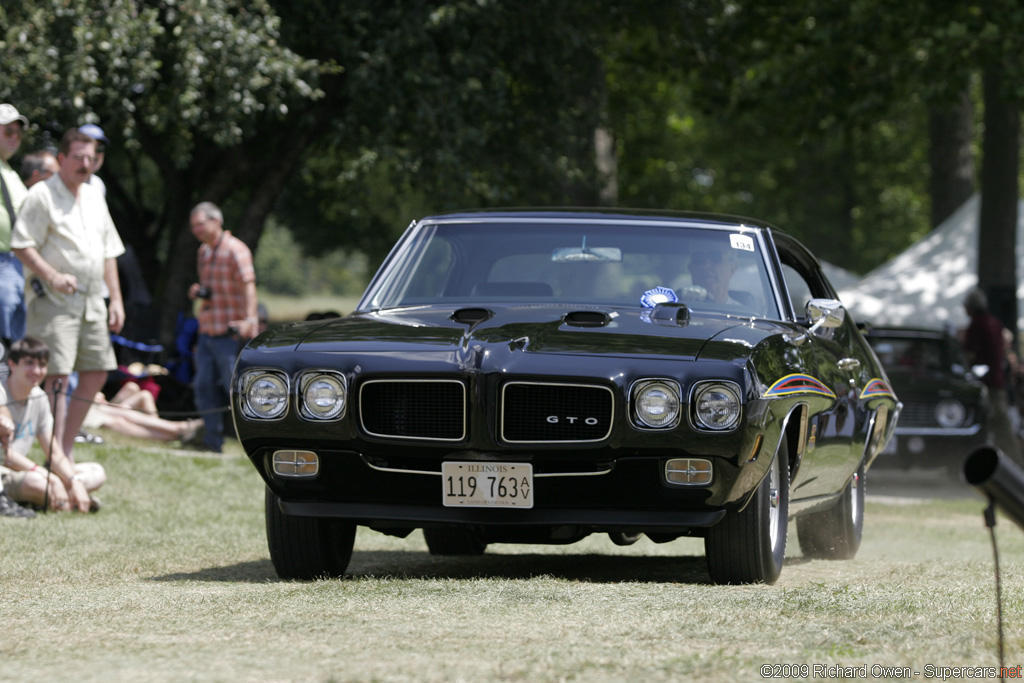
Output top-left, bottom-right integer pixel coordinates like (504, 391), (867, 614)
(77, 123), (108, 197)
(0, 103), (34, 518)
(0, 104), (29, 351)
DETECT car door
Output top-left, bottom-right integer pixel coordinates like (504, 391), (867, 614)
(776, 246), (865, 500)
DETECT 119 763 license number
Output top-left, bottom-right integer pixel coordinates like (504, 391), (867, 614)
(441, 462), (533, 508)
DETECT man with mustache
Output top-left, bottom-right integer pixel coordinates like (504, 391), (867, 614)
(11, 128), (125, 459)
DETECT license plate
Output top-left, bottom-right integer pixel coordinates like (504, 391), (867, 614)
(442, 462), (533, 508)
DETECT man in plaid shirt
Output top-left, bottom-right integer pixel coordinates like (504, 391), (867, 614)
(187, 201), (257, 453)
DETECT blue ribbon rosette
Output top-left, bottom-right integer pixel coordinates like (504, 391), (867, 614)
(640, 286), (678, 308)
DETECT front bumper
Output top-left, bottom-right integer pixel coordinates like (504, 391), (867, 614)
(252, 446), (736, 533)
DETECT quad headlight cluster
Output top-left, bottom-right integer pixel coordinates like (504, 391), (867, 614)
(631, 379), (743, 431)
(237, 369), (348, 422)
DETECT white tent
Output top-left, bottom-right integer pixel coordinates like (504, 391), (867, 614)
(821, 262), (860, 290)
(837, 195), (1024, 330)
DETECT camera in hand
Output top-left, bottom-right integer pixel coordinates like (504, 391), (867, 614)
(196, 285), (212, 299)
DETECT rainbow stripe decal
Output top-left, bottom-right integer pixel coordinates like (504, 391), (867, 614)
(764, 374), (836, 399)
(860, 378), (895, 400)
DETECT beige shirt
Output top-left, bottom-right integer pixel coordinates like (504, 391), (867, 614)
(11, 173), (124, 314)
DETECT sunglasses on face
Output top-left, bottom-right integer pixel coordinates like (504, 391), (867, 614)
(2, 125), (24, 139)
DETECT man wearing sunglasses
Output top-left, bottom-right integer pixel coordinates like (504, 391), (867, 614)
(687, 243), (742, 305)
(0, 103), (29, 352)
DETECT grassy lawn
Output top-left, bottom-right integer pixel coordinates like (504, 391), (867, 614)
(258, 292), (363, 323)
(2, 436), (1022, 682)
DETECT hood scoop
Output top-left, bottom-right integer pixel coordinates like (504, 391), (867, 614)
(646, 302), (690, 327)
(451, 308), (493, 326)
(563, 310), (613, 328)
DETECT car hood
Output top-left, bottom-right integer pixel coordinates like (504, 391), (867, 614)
(255, 305), (788, 363)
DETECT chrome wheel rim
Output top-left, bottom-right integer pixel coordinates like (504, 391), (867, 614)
(850, 469), (861, 525)
(768, 457), (781, 550)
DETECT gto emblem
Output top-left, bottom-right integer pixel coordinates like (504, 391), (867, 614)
(546, 416), (600, 425)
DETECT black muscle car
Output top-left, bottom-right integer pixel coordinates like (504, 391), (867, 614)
(233, 210), (900, 584)
(863, 326), (987, 472)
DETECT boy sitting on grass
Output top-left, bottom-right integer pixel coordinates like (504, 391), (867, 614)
(0, 337), (104, 512)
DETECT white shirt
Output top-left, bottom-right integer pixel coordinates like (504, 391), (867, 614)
(12, 173), (124, 315)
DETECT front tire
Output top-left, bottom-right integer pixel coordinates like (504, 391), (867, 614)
(705, 441), (790, 585)
(265, 489), (356, 579)
(796, 460), (865, 560)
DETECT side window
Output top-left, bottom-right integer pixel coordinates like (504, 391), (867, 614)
(781, 263), (814, 319)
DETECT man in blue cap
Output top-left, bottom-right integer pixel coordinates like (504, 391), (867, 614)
(78, 123), (108, 197)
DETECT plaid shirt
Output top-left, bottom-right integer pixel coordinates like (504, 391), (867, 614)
(196, 230), (256, 336)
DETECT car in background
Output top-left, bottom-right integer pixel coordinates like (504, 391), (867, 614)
(863, 326), (987, 472)
(233, 210), (899, 584)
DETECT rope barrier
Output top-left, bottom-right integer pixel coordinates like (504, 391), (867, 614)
(4, 386), (231, 419)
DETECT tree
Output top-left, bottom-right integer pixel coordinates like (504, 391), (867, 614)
(683, 0), (1024, 334)
(3, 1), (625, 337)
(269, 0), (615, 263)
(1, 0), (326, 339)
(928, 86), (976, 228)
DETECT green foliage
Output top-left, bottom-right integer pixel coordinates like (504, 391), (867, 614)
(1, 0), (320, 152)
(272, 0), (614, 261)
(3, 0), (1024, 326)
(253, 221), (308, 296)
(254, 220), (369, 297)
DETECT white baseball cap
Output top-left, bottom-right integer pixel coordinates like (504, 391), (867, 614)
(0, 103), (29, 127)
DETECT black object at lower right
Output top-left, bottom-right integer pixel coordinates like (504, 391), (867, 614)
(963, 445), (1024, 532)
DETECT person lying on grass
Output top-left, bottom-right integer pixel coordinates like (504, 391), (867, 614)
(81, 388), (202, 443)
(0, 336), (104, 512)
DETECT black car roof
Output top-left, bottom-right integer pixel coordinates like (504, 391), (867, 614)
(417, 208), (777, 231)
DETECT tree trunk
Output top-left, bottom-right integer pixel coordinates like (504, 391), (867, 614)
(977, 66), (1020, 340)
(928, 86), (976, 228)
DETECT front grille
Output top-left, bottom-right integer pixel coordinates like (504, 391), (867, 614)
(501, 381), (614, 443)
(359, 380), (466, 441)
(898, 401), (976, 428)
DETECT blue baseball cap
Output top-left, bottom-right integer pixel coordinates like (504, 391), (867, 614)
(78, 123), (109, 144)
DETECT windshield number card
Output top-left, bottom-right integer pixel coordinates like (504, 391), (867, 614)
(442, 462), (534, 508)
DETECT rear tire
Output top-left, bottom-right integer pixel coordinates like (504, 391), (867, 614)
(797, 460), (865, 560)
(423, 527), (488, 556)
(265, 489), (356, 579)
(705, 439), (790, 585)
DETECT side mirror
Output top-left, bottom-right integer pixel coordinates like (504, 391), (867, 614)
(805, 298), (845, 333)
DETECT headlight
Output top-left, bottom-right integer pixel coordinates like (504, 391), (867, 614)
(691, 381), (742, 431)
(239, 370), (289, 420)
(632, 380), (681, 428)
(299, 372), (347, 421)
(935, 399), (966, 428)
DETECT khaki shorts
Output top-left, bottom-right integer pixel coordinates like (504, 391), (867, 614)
(27, 293), (116, 376)
(0, 466), (29, 501)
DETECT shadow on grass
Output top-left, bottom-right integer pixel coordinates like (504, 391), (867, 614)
(150, 550), (813, 584)
(347, 550), (714, 583)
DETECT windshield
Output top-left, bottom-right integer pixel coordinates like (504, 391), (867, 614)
(360, 219), (782, 318)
